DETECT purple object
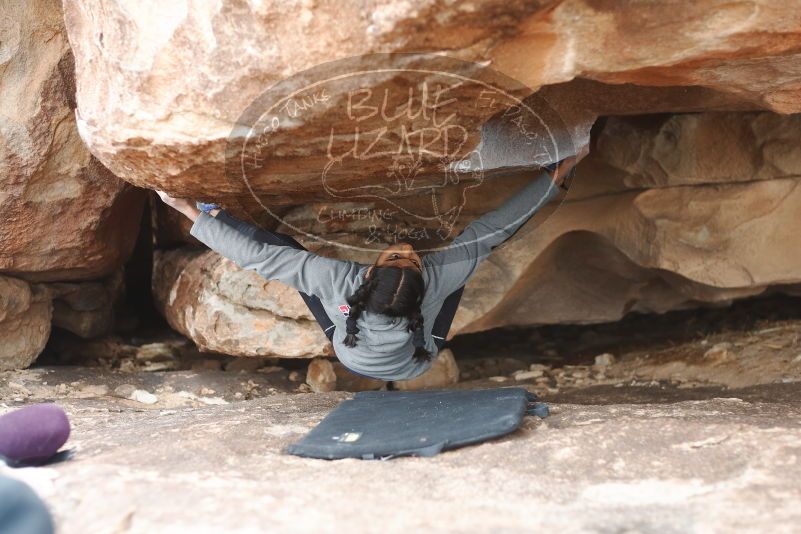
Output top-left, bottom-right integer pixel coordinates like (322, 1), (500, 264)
(0, 404), (70, 463)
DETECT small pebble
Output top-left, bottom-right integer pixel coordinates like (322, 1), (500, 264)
(119, 359), (137, 372)
(704, 343), (731, 362)
(113, 384), (137, 399)
(141, 361), (175, 372)
(513, 370), (543, 381)
(135, 343), (177, 363)
(594, 353), (616, 366)
(488, 376), (508, 382)
(129, 389), (158, 405)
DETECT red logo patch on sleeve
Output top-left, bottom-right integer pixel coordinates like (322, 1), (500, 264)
(338, 304), (350, 317)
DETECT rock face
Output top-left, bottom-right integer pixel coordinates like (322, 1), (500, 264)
(0, 0), (146, 283)
(0, 275), (52, 371)
(62, 0), (801, 207)
(450, 112), (801, 334)
(0, 270), (125, 370)
(57, 0), (801, 356)
(150, 110), (801, 357)
(0, 0), (147, 369)
(45, 271), (125, 339)
(152, 248), (333, 358)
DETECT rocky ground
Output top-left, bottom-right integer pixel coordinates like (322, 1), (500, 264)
(2, 294), (801, 533)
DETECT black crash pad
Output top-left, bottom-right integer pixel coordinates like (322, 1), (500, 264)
(286, 387), (549, 460)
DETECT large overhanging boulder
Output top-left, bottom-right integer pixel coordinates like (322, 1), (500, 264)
(0, 0), (147, 369)
(0, 0), (145, 283)
(61, 0), (799, 210)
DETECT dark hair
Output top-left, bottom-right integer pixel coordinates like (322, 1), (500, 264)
(343, 266), (431, 363)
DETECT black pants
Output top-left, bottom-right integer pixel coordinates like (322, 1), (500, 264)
(215, 210), (463, 350)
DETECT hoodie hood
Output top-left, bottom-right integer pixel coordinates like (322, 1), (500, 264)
(332, 308), (431, 380)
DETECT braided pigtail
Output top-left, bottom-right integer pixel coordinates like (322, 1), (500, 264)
(407, 307), (431, 363)
(343, 276), (377, 348)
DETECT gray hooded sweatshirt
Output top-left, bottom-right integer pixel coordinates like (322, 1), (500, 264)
(189, 171), (558, 381)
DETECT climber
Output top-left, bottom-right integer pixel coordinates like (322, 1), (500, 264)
(156, 145), (588, 381)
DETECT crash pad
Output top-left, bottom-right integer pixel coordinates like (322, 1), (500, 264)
(286, 387), (549, 460)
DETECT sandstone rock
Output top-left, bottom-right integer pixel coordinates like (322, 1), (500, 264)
(704, 343), (733, 363)
(12, 384), (801, 533)
(513, 370), (544, 381)
(44, 271), (125, 338)
(0, 0), (145, 283)
(306, 358), (337, 393)
(152, 248), (332, 358)
(140, 362), (176, 373)
(573, 112), (801, 199)
(286, 357), (386, 392)
(331, 362), (386, 392)
(496, 1), (801, 113)
(134, 343), (178, 364)
(448, 113), (801, 335)
(0, 275), (52, 370)
(55, 0), (801, 349)
(594, 353), (617, 367)
(129, 389), (158, 405)
(112, 384), (136, 399)
(393, 349), (460, 390)
(61, 0), (801, 211)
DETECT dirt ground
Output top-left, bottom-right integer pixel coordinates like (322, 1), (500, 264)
(2, 294), (801, 533)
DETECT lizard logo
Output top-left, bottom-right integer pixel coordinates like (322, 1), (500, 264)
(228, 53), (575, 257)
